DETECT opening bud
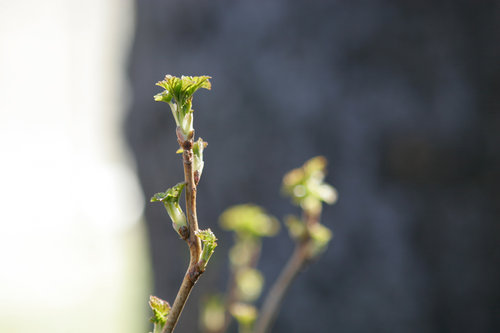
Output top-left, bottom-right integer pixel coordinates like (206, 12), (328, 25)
(154, 75), (211, 142)
(193, 138), (208, 184)
(196, 228), (218, 270)
(151, 182), (188, 239)
(149, 295), (171, 332)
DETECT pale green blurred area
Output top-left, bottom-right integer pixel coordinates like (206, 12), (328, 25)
(0, 1), (151, 332)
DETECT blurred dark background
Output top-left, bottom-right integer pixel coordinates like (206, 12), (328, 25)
(125, 1), (500, 332)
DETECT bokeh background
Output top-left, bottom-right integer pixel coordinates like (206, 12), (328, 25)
(0, 0), (148, 332)
(1, 0), (499, 332)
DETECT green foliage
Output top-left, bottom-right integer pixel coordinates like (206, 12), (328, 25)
(155, 75), (211, 105)
(196, 228), (218, 269)
(219, 204), (280, 239)
(149, 296), (171, 332)
(154, 75), (211, 141)
(282, 156), (338, 215)
(151, 182), (188, 238)
(150, 182), (186, 203)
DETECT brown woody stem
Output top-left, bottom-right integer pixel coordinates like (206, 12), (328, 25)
(163, 135), (204, 333)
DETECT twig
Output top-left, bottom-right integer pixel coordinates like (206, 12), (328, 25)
(253, 241), (309, 333)
(253, 212), (319, 333)
(163, 138), (204, 333)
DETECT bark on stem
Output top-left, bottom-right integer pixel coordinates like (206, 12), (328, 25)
(163, 138), (204, 333)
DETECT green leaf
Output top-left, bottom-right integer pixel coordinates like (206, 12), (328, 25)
(182, 75), (211, 98)
(155, 74), (211, 106)
(219, 204), (280, 238)
(153, 90), (173, 104)
(150, 182), (186, 203)
(151, 183), (188, 237)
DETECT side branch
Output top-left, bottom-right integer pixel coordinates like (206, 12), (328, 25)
(254, 212), (320, 333)
(253, 241), (309, 333)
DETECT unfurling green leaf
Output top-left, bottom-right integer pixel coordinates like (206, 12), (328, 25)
(156, 75), (211, 104)
(282, 156), (338, 215)
(149, 295), (171, 332)
(153, 89), (173, 104)
(151, 182), (188, 238)
(154, 75), (211, 141)
(196, 228), (218, 269)
(219, 204), (280, 238)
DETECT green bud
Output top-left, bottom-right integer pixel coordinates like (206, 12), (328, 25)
(307, 223), (333, 257)
(193, 138), (208, 184)
(285, 215), (307, 241)
(230, 303), (258, 328)
(154, 75), (211, 141)
(200, 294), (225, 332)
(235, 268), (264, 302)
(149, 295), (171, 332)
(151, 182), (188, 239)
(196, 228), (218, 270)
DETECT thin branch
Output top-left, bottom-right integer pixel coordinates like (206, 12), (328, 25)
(253, 241), (309, 333)
(163, 138), (204, 333)
(253, 211), (320, 333)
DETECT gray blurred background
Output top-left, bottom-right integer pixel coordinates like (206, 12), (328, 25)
(126, 1), (500, 332)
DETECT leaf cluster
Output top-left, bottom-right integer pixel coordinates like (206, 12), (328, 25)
(282, 156), (338, 215)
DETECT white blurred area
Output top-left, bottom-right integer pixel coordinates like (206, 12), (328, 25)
(0, 1), (150, 332)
